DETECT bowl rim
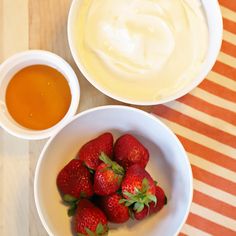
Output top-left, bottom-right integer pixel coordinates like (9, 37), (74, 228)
(34, 105), (193, 236)
(0, 49), (80, 140)
(67, 0), (223, 105)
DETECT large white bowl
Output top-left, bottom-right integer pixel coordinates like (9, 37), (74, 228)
(67, 0), (222, 105)
(34, 105), (193, 236)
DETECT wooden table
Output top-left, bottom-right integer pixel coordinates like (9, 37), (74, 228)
(1, 1), (236, 236)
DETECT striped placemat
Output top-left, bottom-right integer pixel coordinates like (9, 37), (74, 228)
(152, 1), (236, 235)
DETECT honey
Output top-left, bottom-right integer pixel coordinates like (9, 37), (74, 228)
(5, 65), (72, 130)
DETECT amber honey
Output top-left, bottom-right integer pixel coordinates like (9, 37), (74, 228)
(6, 65), (72, 130)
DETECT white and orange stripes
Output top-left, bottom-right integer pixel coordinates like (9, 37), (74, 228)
(153, 1), (236, 235)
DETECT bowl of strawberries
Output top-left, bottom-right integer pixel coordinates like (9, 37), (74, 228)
(34, 105), (193, 236)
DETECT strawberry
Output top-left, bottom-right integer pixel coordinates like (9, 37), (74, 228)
(74, 199), (108, 236)
(149, 185), (167, 214)
(56, 159), (93, 200)
(77, 198), (94, 210)
(77, 132), (113, 170)
(99, 193), (130, 223)
(114, 134), (149, 170)
(120, 164), (156, 213)
(94, 153), (124, 196)
(133, 206), (148, 220)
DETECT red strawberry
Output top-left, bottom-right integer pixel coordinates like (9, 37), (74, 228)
(134, 206), (148, 220)
(94, 153), (124, 196)
(100, 193), (130, 223)
(149, 185), (167, 214)
(77, 198), (94, 210)
(114, 134), (149, 170)
(120, 164), (156, 213)
(77, 132), (113, 170)
(74, 199), (108, 236)
(56, 159), (93, 200)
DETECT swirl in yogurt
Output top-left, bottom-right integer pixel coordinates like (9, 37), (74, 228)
(75, 0), (208, 101)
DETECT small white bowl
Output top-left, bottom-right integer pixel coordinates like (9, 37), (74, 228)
(68, 0), (222, 105)
(34, 105), (193, 236)
(0, 50), (80, 140)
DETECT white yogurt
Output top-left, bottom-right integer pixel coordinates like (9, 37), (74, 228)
(74, 0), (208, 101)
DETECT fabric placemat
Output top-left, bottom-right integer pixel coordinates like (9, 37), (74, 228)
(152, 1), (236, 235)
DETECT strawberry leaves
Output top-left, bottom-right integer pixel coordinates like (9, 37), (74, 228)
(119, 178), (157, 213)
(63, 193), (91, 217)
(77, 223), (108, 236)
(85, 227), (96, 236)
(133, 202), (145, 213)
(63, 194), (78, 202)
(68, 204), (77, 217)
(63, 194), (79, 216)
(99, 152), (124, 176)
(96, 223), (108, 235)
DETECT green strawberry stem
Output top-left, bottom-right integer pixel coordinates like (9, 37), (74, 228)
(99, 152), (113, 165)
(85, 227), (95, 236)
(63, 194), (81, 217)
(80, 223), (108, 236)
(96, 223), (106, 235)
(119, 178), (157, 213)
(63, 194), (78, 203)
(88, 168), (95, 174)
(68, 203), (77, 217)
(99, 152), (124, 175)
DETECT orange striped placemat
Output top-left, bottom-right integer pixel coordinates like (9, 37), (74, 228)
(152, 1), (236, 235)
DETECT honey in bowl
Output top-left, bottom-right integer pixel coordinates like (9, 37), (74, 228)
(5, 65), (72, 130)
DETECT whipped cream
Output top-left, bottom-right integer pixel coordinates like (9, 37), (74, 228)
(74, 0), (208, 102)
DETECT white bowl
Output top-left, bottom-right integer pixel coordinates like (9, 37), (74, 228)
(34, 105), (193, 236)
(0, 50), (80, 140)
(68, 0), (222, 105)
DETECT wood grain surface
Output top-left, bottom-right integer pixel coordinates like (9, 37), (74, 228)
(0, 1), (150, 235)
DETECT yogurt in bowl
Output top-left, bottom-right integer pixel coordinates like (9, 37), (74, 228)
(68, 0), (222, 105)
